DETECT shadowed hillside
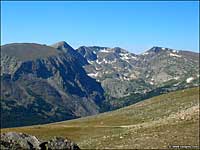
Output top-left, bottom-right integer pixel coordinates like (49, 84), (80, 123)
(1, 43), (104, 128)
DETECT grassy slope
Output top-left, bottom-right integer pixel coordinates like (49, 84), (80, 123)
(1, 87), (199, 149)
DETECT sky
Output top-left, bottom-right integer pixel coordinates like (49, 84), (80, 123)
(1, 1), (199, 54)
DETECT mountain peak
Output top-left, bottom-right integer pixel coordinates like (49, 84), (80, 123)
(51, 41), (74, 52)
(53, 41), (68, 46)
(151, 46), (166, 51)
(52, 41), (88, 66)
(145, 46), (172, 54)
(112, 47), (127, 53)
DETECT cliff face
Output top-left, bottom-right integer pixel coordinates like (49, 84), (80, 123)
(1, 43), (104, 128)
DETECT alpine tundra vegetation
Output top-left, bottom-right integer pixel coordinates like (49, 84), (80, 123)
(1, 87), (199, 149)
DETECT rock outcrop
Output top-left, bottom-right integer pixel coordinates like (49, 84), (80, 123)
(0, 132), (80, 150)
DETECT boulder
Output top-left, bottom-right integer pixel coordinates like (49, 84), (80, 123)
(0, 132), (40, 149)
(40, 137), (80, 150)
(0, 132), (80, 150)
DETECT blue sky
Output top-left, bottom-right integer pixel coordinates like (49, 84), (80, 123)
(1, 1), (199, 53)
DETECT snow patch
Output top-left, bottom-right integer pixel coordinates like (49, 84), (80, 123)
(119, 53), (129, 60)
(174, 76), (180, 80)
(102, 58), (107, 63)
(131, 56), (137, 59)
(169, 53), (182, 58)
(108, 59), (117, 64)
(95, 67), (101, 71)
(96, 59), (102, 64)
(172, 50), (179, 53)
(186, 77), (194, 83)
(119, 53), (137, 61)
(104, 58), (117, 64)
(88, 60), (95, 64)
(161, 47), (166, 50)
(142, 52), (149, 55)
(173, 82), (179, 86)
(100, 48), (110, 53)
(88, 72), (99, 77)
(96, 58), (117, 64)
(149, 81), (154, 85)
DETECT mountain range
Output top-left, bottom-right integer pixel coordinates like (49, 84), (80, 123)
(76, 44), (199, 110)
(0, 41), (199, 128)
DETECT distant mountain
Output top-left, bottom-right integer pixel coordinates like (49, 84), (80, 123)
(76, 45), (199, 110)
(1, 43), (104, 128)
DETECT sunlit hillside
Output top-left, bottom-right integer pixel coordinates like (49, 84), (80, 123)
(1, 87), (199, 149)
